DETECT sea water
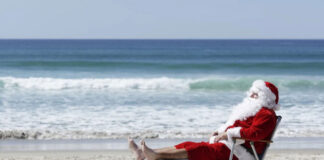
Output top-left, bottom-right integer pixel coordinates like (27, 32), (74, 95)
(0, 39), (324, 139)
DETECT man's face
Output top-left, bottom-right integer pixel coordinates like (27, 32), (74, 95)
(250, 92), (259, 99)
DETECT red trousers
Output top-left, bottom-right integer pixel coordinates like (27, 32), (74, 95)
(175, 141), (238, 160)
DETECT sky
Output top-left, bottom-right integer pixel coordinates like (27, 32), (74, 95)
(1, 0), (324, 39)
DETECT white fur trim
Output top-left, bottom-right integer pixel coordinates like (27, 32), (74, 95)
(227, 127), (245, 145)
(217, 124), (229, 134)
(220, 140), (254, 160)
(209, 127), (242, 145)
(217, 97), (262, 134)
(248, 79), (278, 110)
(209, 136), (216, 144)
(231, 145), (255, 160)
(227, 127), (241, 139)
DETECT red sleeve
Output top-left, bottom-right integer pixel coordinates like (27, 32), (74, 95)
(240, 109), (276, 141)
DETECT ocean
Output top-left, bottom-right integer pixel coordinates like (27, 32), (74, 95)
(0, 39), (324, 140)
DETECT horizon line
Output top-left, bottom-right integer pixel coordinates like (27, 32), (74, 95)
(1, 38), (324, 40)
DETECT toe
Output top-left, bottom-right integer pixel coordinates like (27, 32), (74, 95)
(140, 139), (145, 145)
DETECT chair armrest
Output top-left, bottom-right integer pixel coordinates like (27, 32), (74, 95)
(233, 137), (273, 143)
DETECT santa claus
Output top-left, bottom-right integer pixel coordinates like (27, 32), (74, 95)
(128, 80), (280, 160)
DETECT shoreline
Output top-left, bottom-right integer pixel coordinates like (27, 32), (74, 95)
(1, 137), (324, 151)
(0, 149), (324, 160)
(1, 137), (324, 159)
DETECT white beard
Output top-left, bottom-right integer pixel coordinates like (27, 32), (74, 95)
(217, 97), (263, 133)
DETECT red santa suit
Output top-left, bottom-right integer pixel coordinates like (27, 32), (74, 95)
(175, 80), (280, 160)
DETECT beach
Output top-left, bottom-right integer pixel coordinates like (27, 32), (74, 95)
(2, 0), (324, 158)
(1, 138), (324, 159)
(0, 149), (324, 160)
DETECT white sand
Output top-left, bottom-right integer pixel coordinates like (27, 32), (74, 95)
(0, 149), (324, 160)
(266, 149), (324, 160)
(0, 150), (133, 160)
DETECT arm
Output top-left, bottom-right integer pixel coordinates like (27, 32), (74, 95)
(226, 111), (276, 142)
(239, 111), (276, 141)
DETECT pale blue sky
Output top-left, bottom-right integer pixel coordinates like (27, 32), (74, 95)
(1, 0), (324, 39)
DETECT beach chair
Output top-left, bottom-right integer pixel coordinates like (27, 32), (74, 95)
(228, 115), (282, 160)
(163, 116), (281, 160)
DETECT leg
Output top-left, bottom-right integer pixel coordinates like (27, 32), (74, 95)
(141, 140), (188, 160)
(128, 138), (145, 160)
(154, 146), (177, 153)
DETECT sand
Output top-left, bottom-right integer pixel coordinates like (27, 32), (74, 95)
(0, 150), (132, 160)
(1, 138), (324, 160)
(1, 149), (324, 160)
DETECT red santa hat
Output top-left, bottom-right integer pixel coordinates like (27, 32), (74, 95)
(249, 80), (280, 110)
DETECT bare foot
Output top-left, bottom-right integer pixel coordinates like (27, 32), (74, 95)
(141, 139), (159, 160)
(128, 137), (145, 160)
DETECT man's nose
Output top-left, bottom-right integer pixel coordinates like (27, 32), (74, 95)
(250, 93), (257, 98)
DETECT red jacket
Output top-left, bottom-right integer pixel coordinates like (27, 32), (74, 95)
(226, 107), (277, 154)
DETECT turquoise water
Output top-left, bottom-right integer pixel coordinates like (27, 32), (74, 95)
(0, 40), (324, 139)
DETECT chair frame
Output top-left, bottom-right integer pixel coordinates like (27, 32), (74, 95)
(228, 116), (282, 160)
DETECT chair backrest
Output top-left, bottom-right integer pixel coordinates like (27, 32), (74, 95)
(257, 115), (282, 160)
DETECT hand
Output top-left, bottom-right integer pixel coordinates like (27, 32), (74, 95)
(213, 132), (228, 143)
(210, 131), (218, 137)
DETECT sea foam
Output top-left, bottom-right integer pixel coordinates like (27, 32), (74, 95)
(0, 77), (190, 90)
(1, 77), (324, 91)
(1, 76), (324, 140)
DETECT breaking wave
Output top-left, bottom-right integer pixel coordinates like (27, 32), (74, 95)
(1, 129), (324, 140)
(0, 76), (324, 91)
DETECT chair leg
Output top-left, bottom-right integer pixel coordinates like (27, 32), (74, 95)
(228, 139), (236, 160)
(249, 142), (260, 160)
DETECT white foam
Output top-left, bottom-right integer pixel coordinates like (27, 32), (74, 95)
(1, 76), (324, 91)
(0, 77), (192, 90)
(1, 103), (324, 140)
(1, 76), (324, 139)
(0, 105), (229, 139)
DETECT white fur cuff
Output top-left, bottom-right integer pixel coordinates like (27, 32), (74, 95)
(209, 136), (216, 144)
(227, 127), (241, 139)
